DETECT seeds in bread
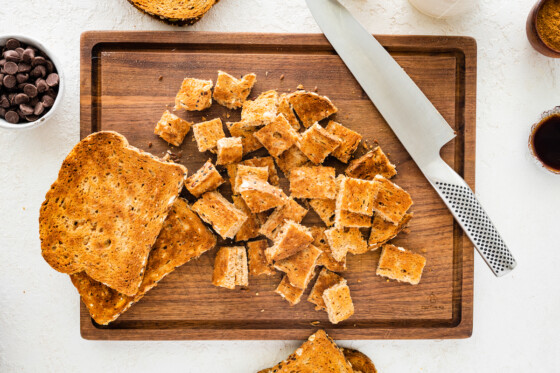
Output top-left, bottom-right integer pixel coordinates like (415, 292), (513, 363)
(369, 213), (413, 250)
(185, 159), (224, 197)
(212, 246), (248, 289)
(309, 199), (336, 227)
(216, 137), (243, 165)
(226, 121), (263, 155)
(239, 176), (288, 213)
(307, 268), (344, 310)
(127, 0), (218, 26)
(336, 176), (378, 216)
(278, 93), (300, 131)
(289, 166), (337, 200)
(273, 244), (321, 289)
(241, 90), (278, 126)
(39, 131), (187, 296)
(325, 120), (362, 163)
(247, 239), (275, 276)
(174, 77), (213, 111)
(265, 220), (314, 261)
(192, 118), (225, 153)
(322, 280), (354, 324)
(153, 110), (192, 146)
(298, 122), (342, 164)
(287, 91), (338, 128)
(191, 191), (248, 239)
(254, 114), (300, 157)
(259, 198), (308, 239)
(213, 71), (256, 109)
(372, 175), (413, 224)
(232, 164), (269, 195)
(345, 146), (397, 180)
(275, 276), (304, 305)
(232, 195), (262, 242)
(325, 227), (367, 260)
(311, 226), (347, 272)
(274, 145), (311, 177)
(376, 244), (426, 285)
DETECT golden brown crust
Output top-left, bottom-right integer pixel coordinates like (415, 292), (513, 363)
(275, 275), (304, 305)
(325, 227), (367, 260)
(289, 166), (337, 200)
(174, 77), (213, 111)
(309, 199), (336, 227)
(232, 195), (262, 242)
(274, 145), (311, 177)
(212, 246), (248, 289)
(298, 123), (342, 164)
(213, 71), (256, 109)
(311, 226), (347, 272)
(216, 137), (243, 165)
(278, 93), (300, 131)
(191, 191), (248, 239)
(232, 164), (269, 195)
(247, 239), (275, 276)
(369, 213), (413, 250)
(259, 198), (308, 239)
(372, 175), (413, 224)
(40, 131), (187, 296)
(287, 91), (338, 128)
(334, 175), (372, 228)
(240, 156), (280, 186)
(265, 220), (314, 261)
(345, 146), (397, 180)
(322, 281), (354, 324)
(192, 118), (225, 153)
(326, 121), (362, 163)
(226, 121), (263, 155)
(341, 348), (377, 373)
(337, 176), (378, 216)
(254, 114), (300, 157)
(239, 176), (288, 213)
(241, 90), (279, 126)
(273, 244), (321, 289)
(376, 244), (426, 285)
(307, 268), (344, 310)
(185, 159), (224, 197)
(153, 110), (192, 146)
(127, 0), (218, 26)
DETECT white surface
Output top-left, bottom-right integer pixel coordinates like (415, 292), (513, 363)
(0, 0), (559, 372)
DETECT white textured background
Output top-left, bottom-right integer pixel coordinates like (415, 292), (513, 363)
(1, 0), (559, 372)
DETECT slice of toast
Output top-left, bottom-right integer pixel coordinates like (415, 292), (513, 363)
(232, 195), (262, 242)
(71, 198), (216, 325)
(247, 239), (275, 276)
(322, 280), (354, 324)
(259, 198), (308, 239)
(239, 176), (288, 213)
(287, 91), (338, 128)
(174, 77), (213, 111)
(153, 110), (192, 146)
(127, 0), (218, 26)
(325, 120), (362, 163)
(372, 175), (413, 224)
(311, 226), (347, 272)
(40, 131), (187, 296)
(309, 199), (336, 227)
(193, 118), (226, 153)
(275, 275), (304, 305)
(376, 244), (426, 285)
(289, 166), (337, 199)
(213, 71), (256, 109)
(265, 220), (314, 261)
(212, 246), (249, 289)
(325, 227), (367, 260)
(274, 145), (311, 177)
(307, 268), (344, 310)
(369, 212), (413, 250)
(254, 114), (300, 157)
(226, 121), (263, 155)
(191, 191), (248, 239)
(241, 90), (279, 126)
(341, 348), (378, 373)
(298, 122), (342, 164)
(185, 159), (224, 197)
(336, 175), (378, 216)
(345, 146), (397, 180)
(278, 93), (300, 131)
(274, 244), (322, 289)
(216, 137), (243, 165)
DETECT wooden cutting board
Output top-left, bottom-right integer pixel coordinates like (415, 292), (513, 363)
(80, 31), (475, 340)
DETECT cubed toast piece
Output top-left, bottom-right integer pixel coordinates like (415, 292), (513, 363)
(345, 146), (397, 180)
(232, 195), (262, 242)
(259, 198), (308, 239)
(369, 213), (413, 250)
(311, 226), (347, 272)
(341, 348), (378, 373)
(287, 91), (338, 128)
(372, 175), (413, 224)
(216, 137), (243, 165)
(323, 281), (354, 324)
(325, 227), (367, 260)
(239, 176), (288, 213)
(258, 330), (353, 373)
(247, 239), (275, 276)
(70, 198), (216, 325)
(254, 114), (300, 157)
(336, 176), (378, 216)
(191, 191), (248, 239)
(298, 122), (342, 164)
(232, 164), (269, 195)
(174, 77), (212, 111)
(213, 71), (256, 109)
(325, 121), (362, 163)
(185, 159), (224, 197)
(153, 110), (192, 146)
(307, 268), (344, 310)
(226, 121), (263, 155)
(334, 175), (372, 228)
(278, 93), (300, 131)
(127, 0), (218, 26)
(212, 246), (248, 289)
(240, 156), (280, 185)
(309, 199), (336, 227)
(376, 244), (426, 285)
(193, 118), (225, 153)
(265, 220), (314, 261)
(40, 131), (187, 296)
(289, 166), (337, 200)
(275, 275), (305, 305)
(274, 244), (321, 289)
(274, 145), (311, 177)
(241, 90), (278, 126)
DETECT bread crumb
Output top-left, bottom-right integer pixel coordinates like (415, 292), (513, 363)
(421, 248), (427, 253)
(255, 292), (259, 296)
(226, 113), (231, 118)
(313, 86), (318, 92)
(280, 74), (285, 80)
(148, 142), (152, 148)
(266, 71), (269, 77)
(297, 84), (304, 90)
(310, 321), (320, 326)
(357, 279), (362, 283)
(261, 309), (265, 312)
(202, 116), (207, 121)
(158, 76), (163, 81)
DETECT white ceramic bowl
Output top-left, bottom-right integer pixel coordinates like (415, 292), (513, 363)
(0, 35), (64, 130)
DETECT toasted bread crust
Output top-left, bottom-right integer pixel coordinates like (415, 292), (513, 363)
(307, 268), (344, 310)
(191, 191), (248, 239)
(275, 276), (304, 305)
(287, 91), (338, 128)
(213, 71), (256, 109)
(345, 146), (397, 180)
(127, 0), (219, 26)
(154, 110), (192, 146)
(376, 244), (426, 285)
(342, 348), (378, 373)
(273, 244), (321, 289)
(311, 226), (347, 272)
(289, 166), (337, 200)
(323, 281), (354, 324)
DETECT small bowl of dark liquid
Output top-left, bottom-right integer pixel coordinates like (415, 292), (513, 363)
(530, 107), (560, 174)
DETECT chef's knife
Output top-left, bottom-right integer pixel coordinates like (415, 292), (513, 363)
(306, 0), (516, 276)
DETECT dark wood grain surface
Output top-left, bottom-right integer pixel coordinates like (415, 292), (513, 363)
(80, 31), (476, 340)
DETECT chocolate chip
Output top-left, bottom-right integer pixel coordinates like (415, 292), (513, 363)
(41, 95), (54, 108)
(16, 73), (28, 84)
(45, 60), (54, 74)
(23, 84), (37, 98)
(3, 74), (16, 88)
(22, 48), (34, 63)
(32, 56), (46, 66)
(3, 50), (20, 62)
(29, 97), (39, 106)
(25, 114), (39, 122)
(0, 95), (9, 108)
(46, 73), (59, 87)
(33, 102), (44, 116)
(17, 83), (28, 90)
(15, 47), (24, 57)
(44, 88), (56, 98)
(19, 104), (34, 116)
(30, 65), (46, 78)
(36, 78), (48, 92)
(4, 110), (19, 123)
(14, 93), (29, 105)
(16, 108), (25, 119)
(0, 107), (5, 117)
(18, 63), (31, 73)
(0, 73), (3, 87)
(5, 39), (20, 50)
(4, 61), (18, 75)
(0, 59), (5, 66)
(8, 93), (16, 105)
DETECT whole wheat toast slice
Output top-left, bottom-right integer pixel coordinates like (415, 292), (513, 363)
(127, 0), (219, 26)
(40, 131), (187, 296)
(70, 198), (216, 325)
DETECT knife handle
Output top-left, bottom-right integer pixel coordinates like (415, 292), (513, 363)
(425, 158), (517, 277)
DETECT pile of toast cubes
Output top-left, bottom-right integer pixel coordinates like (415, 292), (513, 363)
(153, 71), (427, 324)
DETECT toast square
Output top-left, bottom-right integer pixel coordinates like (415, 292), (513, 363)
(232, 195), (262, 242)
(70, 198), (216, 325)
(278, 93), (300, 131)
(345, 146), (397, 180)
(298, 122), (342, 164)
(212, 246), (248, 289)
(259, 198), (308, 239)
(240, 156), (280, 185)
(174, 77), (213, 111)
(232, 164), (269, 195)
(226, 121), (263, 155)
(323, 281), (354, 324)
(191, 191), (248, 239)
(337, 176), (378, 216)
(265, 220), (314, 261)
(273, 244), (321, 289)
(372, 175), (413, 224)
(241, 90), (278, 126)
(185, 159), (224, 197)
(254, 114), (300, 157)
(311, 226), (347, 272)
(247, 239), (275, 276)
(289, 166), (337, 199)
(325, 121), (362, 163)
(39, 131), (187, 296)
(193, 118), (226, 153)
(335, 208), (372, 228)
(216, 137), (243, 165)
(153, 110), (193, 146)
(275, 276), (304, 305)
(213, 71), (256, 109)
(376, 244), (426, 285)
(369, 213), (413, 250)
(239, 176), (288, 213)
(325, 227), (367, 260)
(287, 91), (338, 128)
(307, 268), (344, 310)
(309, 199), (336, 227)
(274, 145), (311, 177)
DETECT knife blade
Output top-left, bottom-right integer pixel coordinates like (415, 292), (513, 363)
(306, 0), (516, 276)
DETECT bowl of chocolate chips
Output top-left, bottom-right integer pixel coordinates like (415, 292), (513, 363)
(0, 35), (63, 130)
